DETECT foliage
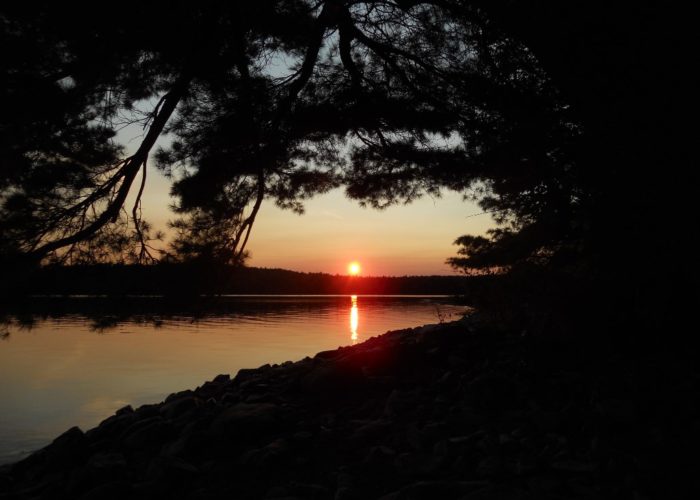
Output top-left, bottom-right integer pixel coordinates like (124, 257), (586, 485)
(2, 2), (691, 335)
(1, 1), (580, 268)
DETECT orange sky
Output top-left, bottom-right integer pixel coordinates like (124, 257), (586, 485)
(121, 121), (495, 276)
(247, 189), (492, 275)
(137, 165), (494, 275)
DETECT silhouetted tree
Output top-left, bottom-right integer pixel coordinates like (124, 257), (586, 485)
(445, 2), (692, 336)
(1, 1), (574, 264)
(1, 2), (691, 330)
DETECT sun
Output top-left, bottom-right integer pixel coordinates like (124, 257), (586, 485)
(348, 262), (361, 276)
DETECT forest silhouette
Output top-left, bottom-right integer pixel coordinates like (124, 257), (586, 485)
(1, 264), (484, 297)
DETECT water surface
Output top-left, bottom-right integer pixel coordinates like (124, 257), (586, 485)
(0, 295), (465, 463)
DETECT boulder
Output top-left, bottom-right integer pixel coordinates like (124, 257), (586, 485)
(210, 403), (285, 442)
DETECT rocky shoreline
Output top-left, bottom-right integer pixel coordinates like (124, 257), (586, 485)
(0, 316), (696, 499)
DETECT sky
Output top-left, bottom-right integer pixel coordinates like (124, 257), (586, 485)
(117, 101), (495, 277)
(112, 52), (497, 277)
(135, 165), (494, 276)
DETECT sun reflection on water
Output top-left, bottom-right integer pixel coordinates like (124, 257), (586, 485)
(350, 295), (359, 344)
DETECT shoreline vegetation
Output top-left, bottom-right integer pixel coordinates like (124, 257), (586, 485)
(1, 265), (488, 298)
(1, 315), (695, 499)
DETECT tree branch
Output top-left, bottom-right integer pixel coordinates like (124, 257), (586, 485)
(29, 73), (192, 259)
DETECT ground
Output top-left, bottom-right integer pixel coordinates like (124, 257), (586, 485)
(0, 316), (697, 499)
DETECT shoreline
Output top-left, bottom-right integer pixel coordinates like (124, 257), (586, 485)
(0, 316), (695, 499)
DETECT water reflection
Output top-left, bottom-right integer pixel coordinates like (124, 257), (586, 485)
(350, 295), (359, 344)
(0, 295), (468, 464)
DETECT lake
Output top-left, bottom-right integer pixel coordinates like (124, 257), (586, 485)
(0, 295), (467, 464)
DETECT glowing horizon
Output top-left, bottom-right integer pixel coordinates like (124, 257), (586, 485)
(127, 156), (495, 275)
(115, 94), (497, 277)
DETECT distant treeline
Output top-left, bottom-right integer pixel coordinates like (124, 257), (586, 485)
(3, 264), (492, 297)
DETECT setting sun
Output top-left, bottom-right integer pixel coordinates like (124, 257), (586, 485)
(348, 262), (361, 276)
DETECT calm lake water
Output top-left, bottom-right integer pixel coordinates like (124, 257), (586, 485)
(0, 295), (466, 464)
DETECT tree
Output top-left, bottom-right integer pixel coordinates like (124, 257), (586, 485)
(1, 1), (576, 264)
(1, 2), (691, 330)
(445, 2), (693, 335)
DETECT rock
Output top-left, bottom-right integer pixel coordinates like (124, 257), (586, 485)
(134, 403), (160, 419)
(364, 445), (396, 467)
(240, 438), (292, 467)
(449, 431), (485, 448)
(88, 412), (138, 442)
(84, 451), (127, 480)
(79, 480), (134, 500)
(515, 454), (538, 476)
(384, 390), (420, 419)
(65, 451), (128, 496)
(338, 347), (397, 377)
(448, 354), (468, 370)
(530, 408), (561, 431)
(146, 456), (199, 484)
(336, 469), (354, 490)
(432, 439), (449, 457)
(210, 403), (284, 442)
(438, 371), (457, 388)
(115, 405), (133, 416)
(394, 452), (440, 477)
(287, 482), (332, 499)
(335, 486), (358, 500)
(165, 389), (195, 404)
(197, 381), (225, 399)
(161, 429), (214, 458)
(53, 425), (86, 447)
(234, 368), (260, 383)
(0, 466), (13, 494)
(292, 430), (313, 442)
(596, 398), (637, 423)
(265, 485), (290, 498)
(122, 417), (171, 449)
(551, 459), (596, 473)
(300, 358), (366, 396)
(40, 426), (89, 467)
(213, 373), (231, 384)
(406, 423), (424, 451)
(467, 374), (520, 415)
(378, 492), (400, 500)
(476, 455), (503, 478)
(461, 485), (524, 500)
(220, 392), (239, 404)
(315, 349), (340, 360)
(351, 419), (391, 442)
(160, 395), (199, 420)
(418, 422), (448, 449)
(398, 480), (489, 500)
(527, 475), (563, 495)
